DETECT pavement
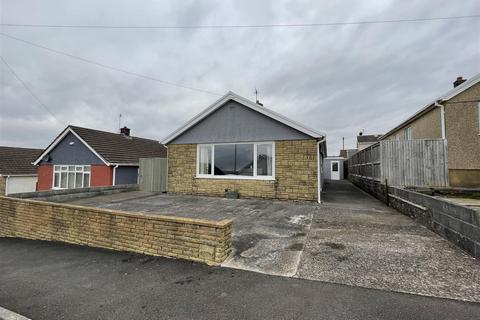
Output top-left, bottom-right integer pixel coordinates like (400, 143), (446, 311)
(68, 181), (480, 302)
(1, 238), (480, 320)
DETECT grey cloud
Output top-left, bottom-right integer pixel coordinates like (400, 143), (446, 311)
(1, 0), (479, 155)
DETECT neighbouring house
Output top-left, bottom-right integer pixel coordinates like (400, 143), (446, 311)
(381, 74), (480, 187)
(323, 156), (345, 181)
(33, 125), (167, 191)
(357, 133), (382, 151)
(161, 91), (327, 202)
(0, 146), (42, 195)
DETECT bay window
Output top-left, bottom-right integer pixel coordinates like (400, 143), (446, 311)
(196, 142), (274, 179)
(53, 165), (91, 189)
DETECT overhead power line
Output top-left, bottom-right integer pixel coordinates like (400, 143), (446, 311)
(0, 33), (222, 96)
(0, 55), (65, 126)
(1, 14), (479, 29)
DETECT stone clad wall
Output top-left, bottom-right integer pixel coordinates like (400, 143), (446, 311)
(167, 139), (318, 201)
(0, 196), (232, 265)
(0, 177), (5, 195)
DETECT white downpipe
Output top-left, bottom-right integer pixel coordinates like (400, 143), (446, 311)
(317, 138), (326, 204)
(112, 165), (119, 186)
(435, 101), (446, 139)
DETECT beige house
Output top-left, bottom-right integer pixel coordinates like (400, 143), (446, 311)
(381, 75), (480, 187)
(161, 92), (327, 202)
(357, 134), (382, 151)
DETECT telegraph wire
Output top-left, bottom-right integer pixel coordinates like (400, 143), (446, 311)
(0, 55), (65, 126)
(1, 15), (479, 29)
(0, 33), (222, 96)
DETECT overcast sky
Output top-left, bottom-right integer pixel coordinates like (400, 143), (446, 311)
(1, 0), (479, 155)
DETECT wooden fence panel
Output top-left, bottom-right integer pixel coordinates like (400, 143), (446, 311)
(139, 158), (167, 192)
(349, 139), (448, 187)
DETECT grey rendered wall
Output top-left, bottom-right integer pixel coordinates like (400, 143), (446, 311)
(170, 100), (311, 144)
(115, 166), (139, 185)
(39, 132), (104, 165)
(323, 159), (344, 180)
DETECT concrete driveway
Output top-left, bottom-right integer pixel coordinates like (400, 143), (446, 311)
(68, 181), (480, 302)
(69, 192), (317, 276)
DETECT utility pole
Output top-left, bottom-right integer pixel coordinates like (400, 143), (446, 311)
(118, 113), (122, 132)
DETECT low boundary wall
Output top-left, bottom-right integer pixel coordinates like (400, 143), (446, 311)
(11, 184), (139, 202)
(350, 177), (480, 259)
(0, 196), (232, 265)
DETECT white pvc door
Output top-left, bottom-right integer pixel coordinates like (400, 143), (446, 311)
(331, 161), (340, 180)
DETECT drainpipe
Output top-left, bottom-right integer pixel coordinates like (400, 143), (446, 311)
(112, 165), (119, 186)
(435, 100), (446, 139)
(317, 137), (326, 204)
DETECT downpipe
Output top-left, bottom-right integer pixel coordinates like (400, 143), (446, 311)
(317, 137), (326, 204)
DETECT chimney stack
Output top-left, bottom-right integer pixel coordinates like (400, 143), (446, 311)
(120, 126), (130, 136)
(453, 76), (466, 88)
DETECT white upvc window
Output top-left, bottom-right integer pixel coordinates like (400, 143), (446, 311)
(53, 165), (91, 189)
(196, 142), (275, 180)
(404, 126), (412, 140)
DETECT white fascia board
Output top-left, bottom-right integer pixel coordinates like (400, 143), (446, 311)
(33, 127), (110, 166)
(161, 91), (326, 144)
(380, 73), (480, 140)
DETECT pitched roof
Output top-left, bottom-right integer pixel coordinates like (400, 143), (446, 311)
(380, 73), (480, 140)
(161, 91), (326, 144)
(0, 146), (42, 175)
(33, 126), (166, 166)
(357, 134), (382, 143)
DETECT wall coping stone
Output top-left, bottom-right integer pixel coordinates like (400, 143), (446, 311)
(1, 196), (233, 228)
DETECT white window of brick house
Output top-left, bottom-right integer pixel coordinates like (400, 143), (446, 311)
(404, 127), (412, 140)
(196, 142), (275, 180)
(53, 165), (91, 189)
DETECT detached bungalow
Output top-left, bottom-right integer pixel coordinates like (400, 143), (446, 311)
(0, 146), (42, 195)
(161, 92), (327, 202)
(33, 125), (166, 191)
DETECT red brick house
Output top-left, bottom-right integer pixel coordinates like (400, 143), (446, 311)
(33, 125), (166, 191)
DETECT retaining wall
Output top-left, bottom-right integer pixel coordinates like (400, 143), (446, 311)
(0, 196), (232, 265)
(350, 177), (480, 258)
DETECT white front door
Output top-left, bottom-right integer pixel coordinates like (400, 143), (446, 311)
(331, 161), (340, 180)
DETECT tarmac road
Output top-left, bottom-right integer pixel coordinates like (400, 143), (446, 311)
(1, 238), (479, 320)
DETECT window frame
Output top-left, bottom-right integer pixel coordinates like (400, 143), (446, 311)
(404, 126), (412, 140)
(196, 142), (275, 180)
(52, 165), (91, 189)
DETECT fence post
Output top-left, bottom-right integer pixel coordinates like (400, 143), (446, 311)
(385, 179), (389, 206)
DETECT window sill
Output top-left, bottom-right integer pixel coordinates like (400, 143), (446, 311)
(195, 175), (275, 181)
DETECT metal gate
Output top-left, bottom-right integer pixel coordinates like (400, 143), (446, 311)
(139, 157), (167, 192)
